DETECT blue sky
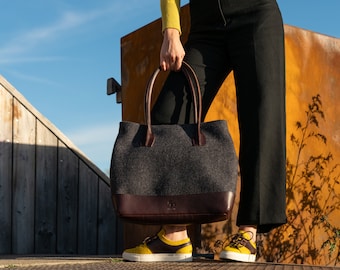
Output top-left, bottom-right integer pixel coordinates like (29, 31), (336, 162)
(1, 0), (339, 174)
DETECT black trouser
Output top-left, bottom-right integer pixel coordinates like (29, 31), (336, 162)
(152, 0), (286, 233)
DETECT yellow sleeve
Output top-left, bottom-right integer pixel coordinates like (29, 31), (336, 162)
(160, 0), (181, 34)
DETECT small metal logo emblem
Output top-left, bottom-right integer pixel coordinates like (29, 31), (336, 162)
(167, 200), (176, 211)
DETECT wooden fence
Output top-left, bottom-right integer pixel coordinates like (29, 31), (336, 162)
(0, 75), (123, 255)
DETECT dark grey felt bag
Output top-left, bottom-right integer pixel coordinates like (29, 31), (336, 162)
(110, 62), (238, 224)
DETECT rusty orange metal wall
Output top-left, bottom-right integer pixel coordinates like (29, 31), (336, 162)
(120, 4), (340, 265)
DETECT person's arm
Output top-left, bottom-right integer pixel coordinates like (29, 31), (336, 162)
(161, 0), (181, 34)
(160, 0), (185, 71)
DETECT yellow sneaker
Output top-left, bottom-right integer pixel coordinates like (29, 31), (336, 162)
(219, 230), (256, 262)
(122, 229), (193, 262)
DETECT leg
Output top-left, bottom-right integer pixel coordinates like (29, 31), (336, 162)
(232, 1), (286, 234)
(162, 225), (188, 241)
(220, 0), (286, 262)
(122, 32), (232, 263)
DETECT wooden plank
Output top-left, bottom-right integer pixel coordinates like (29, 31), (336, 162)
(78, 161), (98, 254)
(57, 141), (79, 254)
(1, 260), (339, 269)
(35, 120), (58, 254)
(12, 99), (36, 254)
(0, 85), (13, 254)
(97, 180), (120, 254)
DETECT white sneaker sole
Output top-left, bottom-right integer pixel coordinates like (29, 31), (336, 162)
(122, 252), (193, 262)
(219, 250), (256, 262)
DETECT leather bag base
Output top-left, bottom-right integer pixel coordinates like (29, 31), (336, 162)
(113, 191), (235, 224)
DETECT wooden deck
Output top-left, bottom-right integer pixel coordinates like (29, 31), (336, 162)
(0, 256), (339, 270)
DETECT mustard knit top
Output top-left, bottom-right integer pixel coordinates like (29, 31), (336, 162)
(160, 0), (181, 34)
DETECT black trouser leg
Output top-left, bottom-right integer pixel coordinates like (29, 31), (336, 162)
(226, 3), (286, 233)
(152, 0), (286, 233)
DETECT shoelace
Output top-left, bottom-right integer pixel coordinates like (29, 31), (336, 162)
(214, 231), (254, 250)
(143, 234), (158, 245)
(227, 232), (253, 249)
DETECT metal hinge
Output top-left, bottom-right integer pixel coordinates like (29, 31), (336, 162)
(107, 77), (122, 103)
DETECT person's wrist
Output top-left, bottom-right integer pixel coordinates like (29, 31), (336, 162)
(163, 28), (180, 38)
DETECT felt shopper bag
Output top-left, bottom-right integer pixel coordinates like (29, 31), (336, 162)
(110, 62), (238, 224)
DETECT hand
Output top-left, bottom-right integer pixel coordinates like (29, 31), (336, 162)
(160, 28), (185, 71)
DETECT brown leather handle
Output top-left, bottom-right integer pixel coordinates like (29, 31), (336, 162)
(144, 61), (206, 147)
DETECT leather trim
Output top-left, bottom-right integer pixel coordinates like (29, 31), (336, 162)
(113, 191), (235, 224)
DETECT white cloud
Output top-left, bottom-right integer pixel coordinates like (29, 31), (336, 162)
(2, 69), (59, 85)
(64, 122), (120, 173)
(0, 1), (140, 63)
(65, 122), (119, 147)
(0, 12), (86, 57)
(0, 56), (63, 65)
